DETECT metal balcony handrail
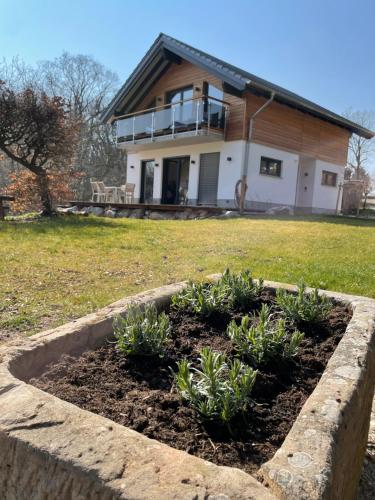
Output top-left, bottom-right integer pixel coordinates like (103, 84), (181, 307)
(116, 96), (229, 144)
(113, 95), (230, 121)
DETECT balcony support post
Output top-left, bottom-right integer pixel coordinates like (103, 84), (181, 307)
(172, 107), (175, 138)
(132, 116), (135, 144)
(207, 100), (211, 136)
(195, 100), (200, 135)
(151, 112), (155, 141)
(224, 106), (229, 140)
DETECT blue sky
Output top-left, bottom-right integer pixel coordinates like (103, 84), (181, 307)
(1, 0), (374, 116)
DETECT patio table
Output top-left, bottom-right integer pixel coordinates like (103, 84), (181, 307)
(104, 186), (121, 203)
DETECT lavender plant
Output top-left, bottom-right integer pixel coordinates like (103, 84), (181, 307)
(175, 347), (257, 424)
(276, 282), (332, 325)
(113, 303), (170, 356)
(227, 304), (304, 365)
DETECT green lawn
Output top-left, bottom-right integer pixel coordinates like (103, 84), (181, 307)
(1, 215), (374, 336)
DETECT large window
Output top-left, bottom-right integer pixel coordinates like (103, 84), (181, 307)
(321, 170), (337, 187)
(166, 86), (194, 126)
(203, 82), (224, 101)
(166, 86), (193, 104)
(260, 156), (282, 177)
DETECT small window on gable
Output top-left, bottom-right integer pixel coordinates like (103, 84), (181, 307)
(321, 170), (337, 187)
(260, 157), (282, 177)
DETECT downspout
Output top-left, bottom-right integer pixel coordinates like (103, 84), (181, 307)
(239, 91), (276, 213)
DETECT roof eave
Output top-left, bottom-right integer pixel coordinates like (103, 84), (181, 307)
(102, 33), (375, 140)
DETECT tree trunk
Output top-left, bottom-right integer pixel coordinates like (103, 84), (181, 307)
(37, 170), (53, 216)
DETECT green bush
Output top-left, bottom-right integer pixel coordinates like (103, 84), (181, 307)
(227, 304), (304, 365)
(175, 347), (257, 424)
(276, 282), (332, 325)
(171, 269), (263, 316)
(113, 303), (170, 356)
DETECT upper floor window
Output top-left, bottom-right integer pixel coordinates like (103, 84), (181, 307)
(260, 156), (282, 177)
(166, 86), (193, 104)
(203, 82), (224, 101)
(321, 170), (337, 187)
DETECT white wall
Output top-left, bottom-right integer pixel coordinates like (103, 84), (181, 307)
(246, 143), (299, 207)
(126, 140), (246, 205)
(127, 140), (345, 212)
(311, 160), (345, 212)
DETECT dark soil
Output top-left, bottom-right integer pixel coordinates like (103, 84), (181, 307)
(31, 290), (351, 475)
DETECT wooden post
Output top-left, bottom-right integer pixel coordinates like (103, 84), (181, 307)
(239, 176), (248, 214)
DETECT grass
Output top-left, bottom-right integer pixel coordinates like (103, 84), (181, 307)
(0, 214), (374, 336)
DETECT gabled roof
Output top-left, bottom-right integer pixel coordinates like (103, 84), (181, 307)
(102, 34), (374, 139)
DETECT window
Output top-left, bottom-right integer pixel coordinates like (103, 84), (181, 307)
(203, 82), (224, 101)
(166, 86), (193, 104)
(166, 86), (194, 125)
(260, 157), (282, 177)
(321, 170), (337, 187)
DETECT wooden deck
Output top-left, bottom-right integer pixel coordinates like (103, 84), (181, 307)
(69, 201), (228, 214)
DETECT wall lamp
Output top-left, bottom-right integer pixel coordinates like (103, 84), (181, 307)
(130, 165), (135, 169)
(154, 163), (159, 167)
(191, 160), (196, 164)
(227, 157), (232, 162)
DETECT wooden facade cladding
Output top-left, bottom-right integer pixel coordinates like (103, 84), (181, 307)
(245, 94), (350, 165)
(133, 59), (350, 166)
(134, 60), (245, 142)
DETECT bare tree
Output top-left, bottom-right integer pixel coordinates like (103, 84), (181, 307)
(343, 109), (375, 180)
(38, 52), (119, 120)
(37, 53), (126, 196)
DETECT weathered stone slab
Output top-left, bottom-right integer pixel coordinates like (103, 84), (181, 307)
(0, 280), (374, 500)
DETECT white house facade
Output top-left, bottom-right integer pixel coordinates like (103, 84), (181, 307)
(103, 34), (373, 214)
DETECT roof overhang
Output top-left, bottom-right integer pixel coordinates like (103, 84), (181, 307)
(102, 34), (374, 139)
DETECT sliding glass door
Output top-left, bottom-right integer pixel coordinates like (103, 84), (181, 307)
(140, 160), (154, 203)
(162, 157), (190, 204)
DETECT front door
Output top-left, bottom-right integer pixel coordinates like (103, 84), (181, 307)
(162, 157), (190, 204)
(198, 152), (220, 205)
(140, 160), (155, 203)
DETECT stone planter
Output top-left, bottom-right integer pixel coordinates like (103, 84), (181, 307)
(0, 281), (374, 500)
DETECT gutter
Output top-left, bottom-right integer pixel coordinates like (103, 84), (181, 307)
(239, 91), (276, 213)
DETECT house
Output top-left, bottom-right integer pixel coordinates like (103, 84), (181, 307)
(102, 34), (374, 213)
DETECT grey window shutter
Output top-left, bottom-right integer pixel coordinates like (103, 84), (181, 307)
(198, 153), (220, 205)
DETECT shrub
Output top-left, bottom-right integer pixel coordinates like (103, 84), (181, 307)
(218, 268), (264, 311)
(275, 282), (332, 325)
(227, 304), (304, 365)
(171, 281), (227, 317)
(175, 347), (257, 424)
(171, 269), (263, 317)
(113, 303), (170, 356)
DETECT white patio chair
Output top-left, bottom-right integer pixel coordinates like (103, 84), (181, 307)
(119, 184), (135, 204)
(90, 180), (106, 203)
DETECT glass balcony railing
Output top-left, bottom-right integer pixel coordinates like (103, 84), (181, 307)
(116, 97), (229, 144)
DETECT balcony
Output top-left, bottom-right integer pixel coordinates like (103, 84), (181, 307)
(115, 96), (229, 151)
